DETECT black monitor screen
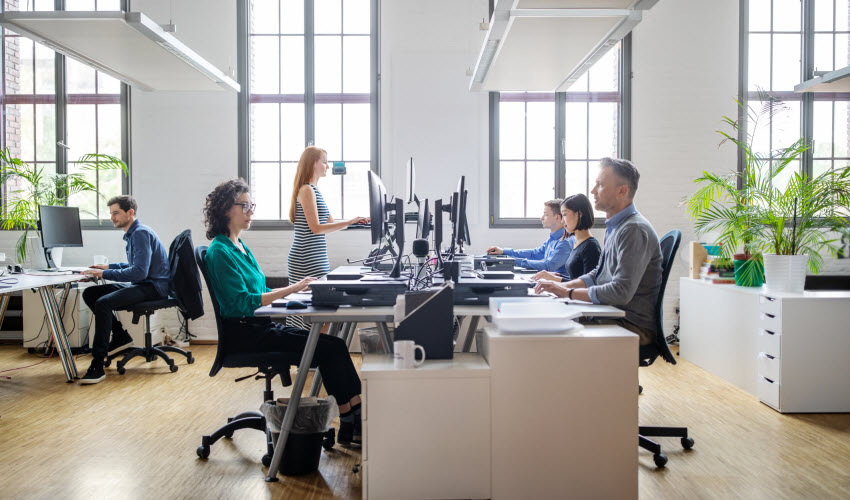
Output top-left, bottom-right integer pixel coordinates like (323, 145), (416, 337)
(38, 205), (83, 248)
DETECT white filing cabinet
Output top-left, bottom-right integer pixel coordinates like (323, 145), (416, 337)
(480, 325), (638, 500)
(361, 353), (491, 500)
(756, 292), (850, 413)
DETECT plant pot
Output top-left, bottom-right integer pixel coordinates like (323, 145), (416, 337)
(733, 258), (764, 287)
(763, 254), (808, 293)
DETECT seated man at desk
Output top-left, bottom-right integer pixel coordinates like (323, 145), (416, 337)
(534, 158), (662, 346)
(203, 178), (363, 446)
(79, 196), (170, 384)
(486, 199), (574, 274)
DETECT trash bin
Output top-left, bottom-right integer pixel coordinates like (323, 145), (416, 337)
(358, 325), (393, 354)
(261, 396), (339, 476)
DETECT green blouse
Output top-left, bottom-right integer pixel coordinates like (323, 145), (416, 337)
(204, 234), (271, 317)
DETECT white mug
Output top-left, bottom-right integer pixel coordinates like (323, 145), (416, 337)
(393, 340), (425, 369)
(93, 255), (108, 266)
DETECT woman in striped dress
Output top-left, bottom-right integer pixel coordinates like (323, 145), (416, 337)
(288, 146), (369, 329)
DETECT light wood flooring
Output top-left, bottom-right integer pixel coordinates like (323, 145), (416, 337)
(1, 344), (849, 499)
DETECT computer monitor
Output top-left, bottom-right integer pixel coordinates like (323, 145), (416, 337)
(405, 157), (416, 204)
(368, 170), (389, 245)
(417, 199), (432, 239)
(434, 198), (444, 266)
(38, 205), (83, 268)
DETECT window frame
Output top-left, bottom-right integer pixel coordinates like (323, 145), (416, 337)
(237, 0), (380, 229)
(488, 34), (632, 228)
(0, 0), (132, 230)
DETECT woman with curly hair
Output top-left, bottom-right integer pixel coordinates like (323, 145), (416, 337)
(202, 178), (363, 446)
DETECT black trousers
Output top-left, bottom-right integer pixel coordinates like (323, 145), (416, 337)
(224, 318), (361, 404)
(82, 283), (162, 359)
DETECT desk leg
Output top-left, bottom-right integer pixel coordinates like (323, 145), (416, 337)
(377, 321), (393, 353)
(0, 294), (10, 330)
(462, 316), (481, 353)
(343, 322), (357, 348)
(266, 320), (324, 482)
(308, 322), (345, 398)
(38, 286), (77, 382)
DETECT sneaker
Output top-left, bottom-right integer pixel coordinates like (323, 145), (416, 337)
(108, 329), (133, 355)
(79, 361), (105, 385)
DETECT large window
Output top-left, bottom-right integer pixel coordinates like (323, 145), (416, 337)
(1, 0), (128, 221)
(240, 0), (377, 225)
(490, 40), (627, 226)
(744, 0), (850, 185)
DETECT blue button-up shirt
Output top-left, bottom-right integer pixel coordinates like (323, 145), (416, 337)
(503, 228), (574, 275)
(102, 219), (170, 298)
(582, 203), (638, 304)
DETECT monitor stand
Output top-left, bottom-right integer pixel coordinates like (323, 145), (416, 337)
(42, 247), (63, 270)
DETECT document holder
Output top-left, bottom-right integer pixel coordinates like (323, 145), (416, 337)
(394, 285), (454, 360)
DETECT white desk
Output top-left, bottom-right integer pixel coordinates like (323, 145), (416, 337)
(0, 272), (86, 382)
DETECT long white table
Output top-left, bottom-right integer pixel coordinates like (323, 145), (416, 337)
(0, 272), (86, 382)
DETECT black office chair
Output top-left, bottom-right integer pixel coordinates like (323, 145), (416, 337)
(193, 246), (334, 466)
(104, 232), (197, 373)
(638, 229), (694, 468)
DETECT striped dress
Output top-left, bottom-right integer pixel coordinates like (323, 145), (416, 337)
(287, 183), (331, 330)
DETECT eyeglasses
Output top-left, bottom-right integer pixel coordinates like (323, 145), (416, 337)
(234, 202), (256, 214)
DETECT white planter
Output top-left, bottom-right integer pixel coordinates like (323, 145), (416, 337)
(763, 254), (808, 294)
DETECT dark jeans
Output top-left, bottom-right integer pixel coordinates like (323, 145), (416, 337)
(82, 282), (163, 360)
(224, 318), (361, 404)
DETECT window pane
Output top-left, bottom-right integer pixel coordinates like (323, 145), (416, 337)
(281, 162), (298, 218)
(319, 173), (342, 219)
(67, 104), (97, 159)
(499, 161), (524, 218)
(750, 0), (771, 31)
(836, 33), (850, 68)
(97, 104), (121, 158)
(97, 167), (122, 218)
(65, 0), (95, 9)
(67, 162), (97, 219)
(251, 0), (279, 35)
(815, 33), (834, 72)
(251, 36), (279, 93)
(773, 0), (802, 31)
(813, 159), (833, 178)
(251, 103), (280, 161)
(525, 161), (555, 216)
(281, 0), (305, 34)
(35, 103), (55, 161)
(97, 72), (120, 94)
(34, 42), (54, 94)
(815, 0), (835, 31)
(66, 58), (96, 94)
(344, 0), (370, 34)
(342, 162), (370, 218)
(588, 102), (618, 159)
(588, 46), (618, 92)
(342, 103), (370, 161)
(526, 101), (554, 160)
(315, 0), (342, 34)
(565, 160), (589, 198)
(749, 34), (771, 91)
(19, 104), (34, 162)
(96, 0), (122, 10)
(834, 101), (850, 158)
(342, 36), (369, 93)
(838, 0), (850, 31)
(499, 101), (525, 160)
(251, 162), (281, 220)
(773, 34), (801, 91)
(566, 72), (588, 92)
(813, 100), (834, 158)
(281, 36), (304, 94)
(750, 100), (771, 156)
(281, 103), (305, 162)
(771, 100), (801, 152)
(315, 36), (342, 93)
(564, 102), (588, 159)
(772, 159), (799, 192)
(315, 103), (342, 161)
(33, 0), (54, 11)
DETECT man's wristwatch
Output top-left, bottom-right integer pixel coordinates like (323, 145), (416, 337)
(568, 288), (574, 300)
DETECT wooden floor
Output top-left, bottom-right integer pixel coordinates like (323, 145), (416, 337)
(1, 345), (849, 499)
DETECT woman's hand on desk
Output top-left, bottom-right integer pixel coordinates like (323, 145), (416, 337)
(533, 280), (569, 298)
(81, 268), (104, 278)
(532, 270), (561, 282)
(347, 216), (370, 226)
(292, 277), (317, 293)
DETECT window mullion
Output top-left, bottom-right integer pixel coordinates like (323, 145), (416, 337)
(555, 92), (565, 199)
(801, 0), (815, 180)
(305, 0), (315, 145)
(55, 0), (67, 185)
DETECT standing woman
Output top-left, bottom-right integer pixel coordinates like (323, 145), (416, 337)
(288, 146), (368, 329)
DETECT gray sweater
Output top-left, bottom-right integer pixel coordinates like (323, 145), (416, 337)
(580, 210), (662, 332)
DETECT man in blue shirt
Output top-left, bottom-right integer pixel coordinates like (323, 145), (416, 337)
(486, 199), (574, 275)
(79, 196), (170, 384)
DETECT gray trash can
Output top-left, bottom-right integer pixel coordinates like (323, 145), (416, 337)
(261, 396), (339, 475)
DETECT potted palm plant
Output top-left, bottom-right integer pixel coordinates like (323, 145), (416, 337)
(685, 93), (850, 292)
(0, 148), (128, 265)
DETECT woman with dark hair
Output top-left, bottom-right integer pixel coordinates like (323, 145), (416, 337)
(533, 193), (601, 282)
(203, 178), (363, 446)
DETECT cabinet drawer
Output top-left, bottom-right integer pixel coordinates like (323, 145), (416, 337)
(757, 329), (781, 358)
(757, 375), (780, 409)
(362, 419), (368, 461)
(759, 295), (781, 316)
(759, 312), (782, 334)
(361, 380), (367, 421)
(757, 352), (780, 382)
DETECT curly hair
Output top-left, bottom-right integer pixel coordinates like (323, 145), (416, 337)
(203, 178), (249, 240)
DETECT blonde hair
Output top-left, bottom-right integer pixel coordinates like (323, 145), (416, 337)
(289, 146), (327, 223)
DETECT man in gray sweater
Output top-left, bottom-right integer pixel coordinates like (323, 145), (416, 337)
(534, 157), (662, 345)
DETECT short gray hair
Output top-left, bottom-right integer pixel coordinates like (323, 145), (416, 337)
(600, 157), (640, 198)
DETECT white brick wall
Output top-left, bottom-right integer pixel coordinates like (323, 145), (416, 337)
(2, 0), (847, 341)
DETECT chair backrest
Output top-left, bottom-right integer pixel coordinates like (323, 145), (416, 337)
(167, 229), (204, 320)
(641, 229), (682, 366)
(195, 245), (228, 376)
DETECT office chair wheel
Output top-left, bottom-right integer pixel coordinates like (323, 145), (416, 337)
(639, 384), (643, 394)
(170, 364), (179, 373)
(261, 454), (271, 467)
(681, 437), (695, 450)
(187, 356), (195, 364)
(103, 358), (111, 368)
(322, 428), (336, 450)
(117, 364), (126, 375)
(653, 453), (668, 468)
(196, 445), (210, 459)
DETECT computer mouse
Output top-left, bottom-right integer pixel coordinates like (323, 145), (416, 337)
(285, 300), (309, 310)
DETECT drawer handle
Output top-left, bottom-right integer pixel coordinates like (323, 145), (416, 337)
(764, 329), (776, 336)
(765, 353), (775, 360)
(763, 377), (775, 384)
(761, 296), (776, 302)
(762, 313), (776, 319)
